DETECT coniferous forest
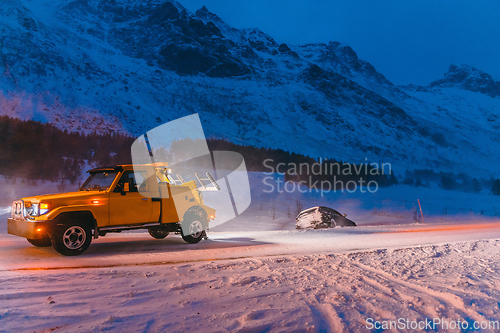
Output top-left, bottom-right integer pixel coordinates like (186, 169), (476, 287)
(0, 116), (134, 183)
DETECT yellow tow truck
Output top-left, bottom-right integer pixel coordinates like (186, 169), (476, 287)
(7, 164), (218, 256)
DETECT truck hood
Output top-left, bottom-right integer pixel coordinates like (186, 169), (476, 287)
(21, 191), (107, 203)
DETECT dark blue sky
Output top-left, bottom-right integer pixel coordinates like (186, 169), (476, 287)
(180, 0), (500, 86)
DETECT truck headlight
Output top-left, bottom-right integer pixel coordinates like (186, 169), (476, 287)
(21, 202), (49, 218)
(24, 202), (39, 218)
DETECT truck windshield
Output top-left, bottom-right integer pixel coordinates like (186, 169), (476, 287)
(80, 171), (119, 191)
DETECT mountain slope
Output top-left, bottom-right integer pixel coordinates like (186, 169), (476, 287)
(0, 0), (499, 175)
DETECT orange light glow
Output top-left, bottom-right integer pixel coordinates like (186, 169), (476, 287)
(36, 228), (42, 232)
(384, 223), (500, 234)
(92, 200), (100, 204)
(40, 203), (49, 210)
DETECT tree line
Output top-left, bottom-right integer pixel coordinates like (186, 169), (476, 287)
(0, 116), (134, 184)
(207, 139), (399, 189)
(402, 168), (500, 195)
(0, 119), (398, 190)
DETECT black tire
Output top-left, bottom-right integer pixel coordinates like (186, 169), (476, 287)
(148, 229), (169, 239)
(181, 211), (207, 244)
(27, 237), (52, 247)
(51, 221), (92, 256)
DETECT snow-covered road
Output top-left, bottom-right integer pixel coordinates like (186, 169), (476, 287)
(2, 220), (500, 272)
(2, 237), (500, 332)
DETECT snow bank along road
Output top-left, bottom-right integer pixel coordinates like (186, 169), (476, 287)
(2, 219), (500, 332)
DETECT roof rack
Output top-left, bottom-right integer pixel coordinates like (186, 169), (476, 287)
(195, 172), (220, 191)
(167, 172), (220, 192)
(167, 174), (185, 185)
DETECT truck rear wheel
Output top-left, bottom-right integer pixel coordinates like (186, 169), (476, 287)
(27, 237), (52, 247)
(181, 212), (207, 244)
(148, 229), (169, 239)
(52, 221), (92, 256)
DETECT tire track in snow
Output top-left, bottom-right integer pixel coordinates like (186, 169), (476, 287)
(295, 261), (349, 332)
(354, 262), (488, 324)
(316, 303), (346, 333)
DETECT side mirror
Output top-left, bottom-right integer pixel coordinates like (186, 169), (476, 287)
(114, 183), (126, 195)
(120, 183), (130, 195)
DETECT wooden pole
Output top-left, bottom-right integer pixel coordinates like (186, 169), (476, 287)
(418, 199), (425, 224)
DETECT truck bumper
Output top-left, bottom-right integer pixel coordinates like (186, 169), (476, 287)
(7, 218), (51, 239)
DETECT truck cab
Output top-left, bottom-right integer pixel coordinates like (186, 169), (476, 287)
(7, 164), (217, 256)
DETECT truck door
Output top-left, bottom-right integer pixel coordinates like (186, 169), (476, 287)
(109, 170), (156, 225)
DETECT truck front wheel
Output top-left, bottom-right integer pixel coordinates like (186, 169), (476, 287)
(181, 212), (207, 244)
(52, 222), (92, 256)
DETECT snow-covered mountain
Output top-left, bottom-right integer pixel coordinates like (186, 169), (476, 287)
(0, 0), (499, 175)
(429, 64), (500, 98)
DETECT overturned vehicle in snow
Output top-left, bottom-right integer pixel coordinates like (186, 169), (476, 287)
(295, 206), (357, 229)
(7, 164), (219, 256)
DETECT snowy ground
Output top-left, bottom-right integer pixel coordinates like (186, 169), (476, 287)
(2, 236), (500, 332)
(2, 173), (500, 331)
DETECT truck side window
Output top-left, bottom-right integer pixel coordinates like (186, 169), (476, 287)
(115, 171), (147, 193)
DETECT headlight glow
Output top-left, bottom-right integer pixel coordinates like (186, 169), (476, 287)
(24, 202), (39, 218)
